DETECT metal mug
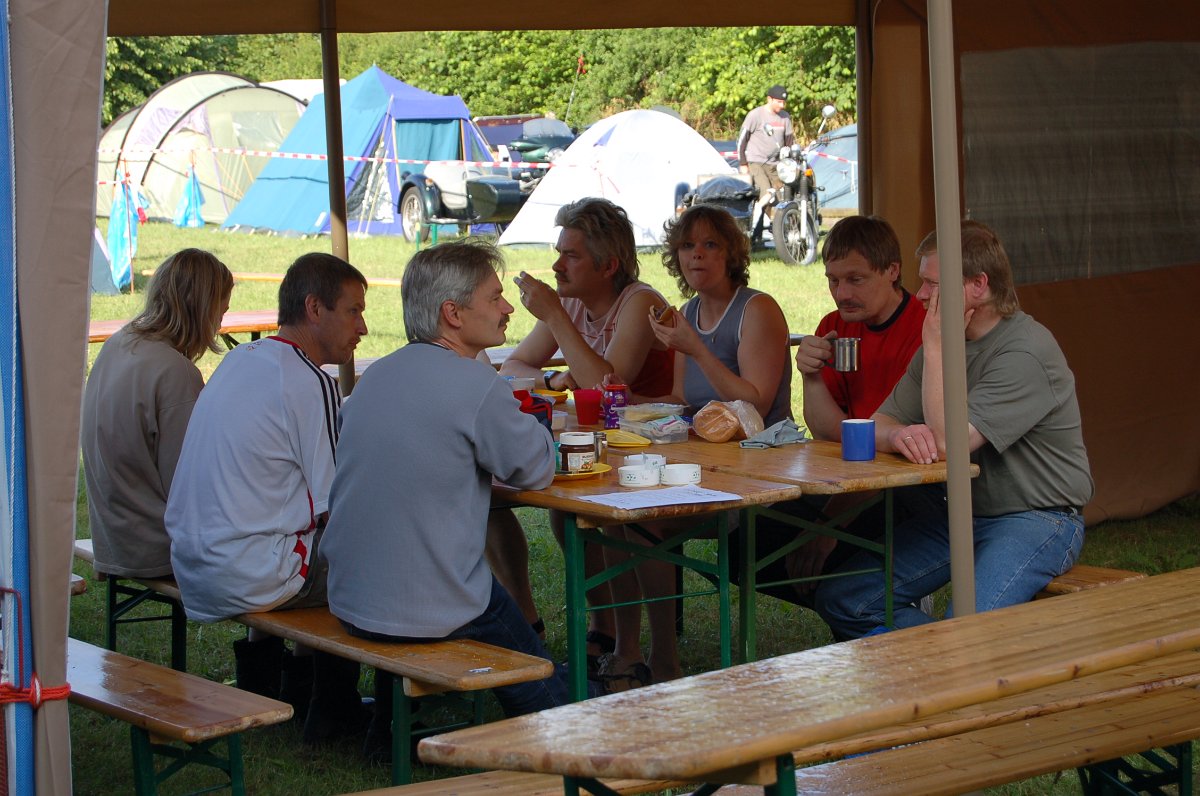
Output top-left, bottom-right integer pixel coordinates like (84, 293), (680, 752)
(833, 337), (861, 372)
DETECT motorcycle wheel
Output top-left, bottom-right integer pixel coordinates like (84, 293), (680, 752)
(400, 188), (430, 244)
(771, 204), (819, 265)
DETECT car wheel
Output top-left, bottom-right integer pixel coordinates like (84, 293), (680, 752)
(400, 189), (430, 244)
(771, 204), (818, 265)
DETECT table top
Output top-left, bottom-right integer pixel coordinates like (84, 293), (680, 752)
(88, 309), (279, 344)
(418, 566), (1200, 784)
(658, 437), (976, 495)
(494, 461), (803, 525)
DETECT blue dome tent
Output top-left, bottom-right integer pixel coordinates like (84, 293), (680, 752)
(223, 66), (491, 237)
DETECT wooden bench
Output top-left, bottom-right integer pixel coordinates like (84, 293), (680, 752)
(238, 606), (554, 785)
(67, 637), (291, 796)
(74, 539), (188, 671)
(1036, 563), (1146, 598)
(354, 649), (1200, 796)
(715, 680), (1200, 795)
(72, 538), (555, 786)
(88, 309), (278, 347)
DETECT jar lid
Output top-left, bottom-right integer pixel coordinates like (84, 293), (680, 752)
(605, 383), (627, 390)
(559, 432), (595, 445)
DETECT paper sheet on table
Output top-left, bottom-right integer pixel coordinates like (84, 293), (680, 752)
(577, 485), (742, 510)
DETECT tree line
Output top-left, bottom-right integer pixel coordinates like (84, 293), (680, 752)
(105, 27), (855, 139)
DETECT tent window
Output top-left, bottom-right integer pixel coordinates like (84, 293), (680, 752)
(961, 42), (1200, 284)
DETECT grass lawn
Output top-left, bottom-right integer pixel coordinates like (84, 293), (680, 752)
(72, 221), (1200, 795)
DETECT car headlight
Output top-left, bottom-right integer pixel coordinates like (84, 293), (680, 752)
(776, 157), (799, 184)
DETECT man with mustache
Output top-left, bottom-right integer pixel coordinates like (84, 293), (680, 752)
(166, 252), (369, 743)
(492, 197), (674, 672)
(321, 240), (568, 748)
(735, 215), (927, 606)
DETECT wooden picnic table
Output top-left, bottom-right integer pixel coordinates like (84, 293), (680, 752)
(495, 465), (804, 701)
(629, 437), (978, 660)
(88, 309), (279, 346)
(419, 567), (1200, 795)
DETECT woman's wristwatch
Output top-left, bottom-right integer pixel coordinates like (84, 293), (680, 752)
(543, 371), (555, 389)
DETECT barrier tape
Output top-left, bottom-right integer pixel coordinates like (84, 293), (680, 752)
(96, 145), (552, 170)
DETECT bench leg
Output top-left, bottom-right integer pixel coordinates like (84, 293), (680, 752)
(766, 753), (797, 796)
(128, 724), (246, 796)
(106, 578), (187, 671)
(383, 670), (493, 787)
(1077, 742), (1192, 795)
(130, 726), (159, 796)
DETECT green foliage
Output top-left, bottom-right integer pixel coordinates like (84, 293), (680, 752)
(104, 27), (856, 138)
(103, 36), (240, 125)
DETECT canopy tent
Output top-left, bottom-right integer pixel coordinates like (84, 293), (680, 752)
(223, 65), (493, 237)
(96, 72), (306, 224)
(499, 109), (734, 248)
(808, 123), (858, 211)
(7, 2), (1198, 793)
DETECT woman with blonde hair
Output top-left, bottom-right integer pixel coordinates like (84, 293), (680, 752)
(82, 248), (233, 578)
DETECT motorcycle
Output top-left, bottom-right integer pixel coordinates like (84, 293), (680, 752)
(677, 105), (837, 266)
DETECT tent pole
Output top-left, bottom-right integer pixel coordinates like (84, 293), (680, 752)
(926, 0), (974, 614)
(855, 0), (871, 215)
(319, 0), (356, 396)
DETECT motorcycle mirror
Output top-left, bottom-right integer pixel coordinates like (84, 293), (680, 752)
(821, 105), (837, 119)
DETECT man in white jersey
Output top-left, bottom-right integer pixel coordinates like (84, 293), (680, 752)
(166, 252), (368, 744)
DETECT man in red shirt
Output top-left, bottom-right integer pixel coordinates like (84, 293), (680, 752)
(737, 216), (930, 605)
(795, 215), (925, 437)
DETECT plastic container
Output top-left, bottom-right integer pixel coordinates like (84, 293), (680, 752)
(618, 415), (690, 444)
(614, 403), (688, 423)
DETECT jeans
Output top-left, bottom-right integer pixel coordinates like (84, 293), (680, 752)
(814, 504), (1085, 640)
(346, 578), (569, 716)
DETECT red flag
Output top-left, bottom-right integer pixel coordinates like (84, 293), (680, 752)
(577, 55), (587, 75)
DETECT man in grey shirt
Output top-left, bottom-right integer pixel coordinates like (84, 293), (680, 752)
(816, 221), (1094, 639)
(321, 240), (568, 742)
(736, 83), (794, 217)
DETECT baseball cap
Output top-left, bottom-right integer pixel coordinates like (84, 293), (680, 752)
(767, 85), (788, 101)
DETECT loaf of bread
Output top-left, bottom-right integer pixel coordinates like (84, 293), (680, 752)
(693, 401), (741, 442)
(693, 400), (765, 443)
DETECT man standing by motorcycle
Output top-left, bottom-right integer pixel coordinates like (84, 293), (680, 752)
(737, 84), (794, 224)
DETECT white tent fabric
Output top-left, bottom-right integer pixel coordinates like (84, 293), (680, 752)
(499, 109), (734, 248)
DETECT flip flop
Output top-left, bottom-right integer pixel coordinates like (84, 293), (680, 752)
(593, 653), (654, 694)
(585, 630), (617, 678)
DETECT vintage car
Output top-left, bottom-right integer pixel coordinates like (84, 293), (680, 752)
(397, 120), (544, 243)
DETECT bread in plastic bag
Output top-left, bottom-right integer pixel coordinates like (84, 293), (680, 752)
(693, 400), (765, 442)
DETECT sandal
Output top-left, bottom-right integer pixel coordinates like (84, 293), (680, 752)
(585, 630), (616, 678)
(593, 652), (653, 694)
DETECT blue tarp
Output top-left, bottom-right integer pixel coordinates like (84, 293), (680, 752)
(172, 166), (205, 228)
(223, 66), (489, 237)
(810, 123), (859, 211)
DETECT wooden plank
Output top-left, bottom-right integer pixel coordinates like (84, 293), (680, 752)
(648, 438), (977, 495)
(418, 568), (1200, 783)
(1037, 564), (1146, 598)
(341, 770), (686, 796)
(138, 270), (404, 287)
(67, 638), (291, 743)
(89, 309), (279, 344)
(789, 648), (1200, 764)
(236, 607), (554, 696)
(493, 467), (803, 525)
(778, 685), (1200, 796)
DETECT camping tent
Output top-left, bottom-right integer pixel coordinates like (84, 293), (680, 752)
(223, 66), (493, 237)
(499, 109), (734, 247)
(7, 2), (1199, 793)
(96, 72), (305, 224)
(809, 123), (858, 211)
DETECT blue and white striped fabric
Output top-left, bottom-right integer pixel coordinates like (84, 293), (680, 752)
(0, 1), (35, 792)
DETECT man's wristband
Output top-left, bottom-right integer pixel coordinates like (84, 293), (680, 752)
(543, 371), (555, 389)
